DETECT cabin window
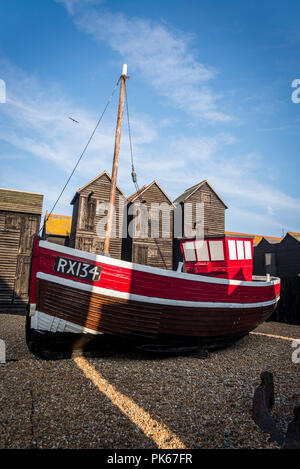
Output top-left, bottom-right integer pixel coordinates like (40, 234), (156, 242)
(228, 240), (237, 260)
(183, 241), (196, 261)
(195, 240), (209, 261)
(244, 241), (252, 260)
(236, 241), (245, 260)
(208, 240), (224, 261)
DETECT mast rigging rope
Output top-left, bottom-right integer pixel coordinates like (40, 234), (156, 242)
(125, 84), (139, 193)
(124, 85), (167, 269)
(40, 77), (121, 234)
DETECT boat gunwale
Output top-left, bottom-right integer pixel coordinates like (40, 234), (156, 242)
(38, 240), (280, 288)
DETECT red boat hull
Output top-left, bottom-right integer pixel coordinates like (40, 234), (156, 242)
(27, 239), (280, 352)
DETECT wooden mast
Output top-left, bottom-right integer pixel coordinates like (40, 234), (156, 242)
(103, 64), (128, 255)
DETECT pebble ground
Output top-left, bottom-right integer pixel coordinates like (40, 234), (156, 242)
(0, 314), (299, 449)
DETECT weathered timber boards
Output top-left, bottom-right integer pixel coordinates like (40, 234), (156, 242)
(185, 183), (225, 236)
(0, 210), (41, 309)
(0, 230), (20, 302)
(71, 172), (125, 259)
(36, 278), (276, 337)
(132, 239), (173, 270)
(128, 181), (174, 270)
(0, 189), (43, 215)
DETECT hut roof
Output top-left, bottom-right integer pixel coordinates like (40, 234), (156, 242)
(45, 212), (72, 236)
(71, 170), (125, 204)
(173, 180), (227, 208)
(127, 181), (173, 205)
(226, 232), (282, 247)
(0, 188), (43, 215)
(225, 231), (258, 244)
(127, 185), (148, 203)
(287, 232), (300, 242)
(264, 236), (283, 244)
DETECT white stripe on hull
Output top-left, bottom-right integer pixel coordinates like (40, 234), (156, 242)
(37, 272), (280, 309)
(31, 309), (103, 335)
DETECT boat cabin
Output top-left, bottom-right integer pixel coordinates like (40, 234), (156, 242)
(180, 236), (253, 281)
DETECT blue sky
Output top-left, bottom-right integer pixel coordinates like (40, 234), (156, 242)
(0, 0), (300, 236)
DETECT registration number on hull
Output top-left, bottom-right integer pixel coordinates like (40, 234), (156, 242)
(54, 256), (102, 282)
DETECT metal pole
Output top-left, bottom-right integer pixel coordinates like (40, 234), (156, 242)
(103, 65), (128, 255)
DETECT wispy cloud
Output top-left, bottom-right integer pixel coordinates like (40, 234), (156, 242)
(0, 58), (158, 212)
(58, 0), (101, 15)
(0, 4), (299, 235)
(57, 0), (231, 122)
(134, 131), (300, 235)
(0, 59), (156, 172)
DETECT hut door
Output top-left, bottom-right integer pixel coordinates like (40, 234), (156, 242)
(265, 253), (277, 276)
(0, 232), (20, 305)
(14, 215), (39, 302)
(14, 255), (31, 301)
(133, 245), (148, 265)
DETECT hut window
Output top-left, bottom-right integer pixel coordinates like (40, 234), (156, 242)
(86, 195), (96, 231)
(201, 193), (211, 204)
(5, 214), (18, 229)
(208, 240), (224, 261)
(265, 253), (271, 266)
(244, 241), (252, 260)
(195, 240), (209, 261)
(183, 241), (196, 261)
(148, 248), (158, 258)
(228, 240), (237, 260)
(236, 241), (245, 260)
(265, 253), (276, 275)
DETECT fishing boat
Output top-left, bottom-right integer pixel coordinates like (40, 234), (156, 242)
(26, 65), (281, 354)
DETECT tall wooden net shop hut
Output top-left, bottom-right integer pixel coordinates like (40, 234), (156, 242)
(172, 180), (228, 269)
(0, 188), (43, 313)
(69, 171), (126, 259)
(123, 181), (174, 270)
(253, 232), (300, 325)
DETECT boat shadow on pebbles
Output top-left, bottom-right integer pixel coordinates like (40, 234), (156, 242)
(26, 321), (212, 361)
(26, 308), (252, 361)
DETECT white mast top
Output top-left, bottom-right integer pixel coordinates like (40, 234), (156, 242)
(122, 64), (127, 76)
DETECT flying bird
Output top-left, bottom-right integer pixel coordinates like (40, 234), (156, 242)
(69, 117), (79, 124)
